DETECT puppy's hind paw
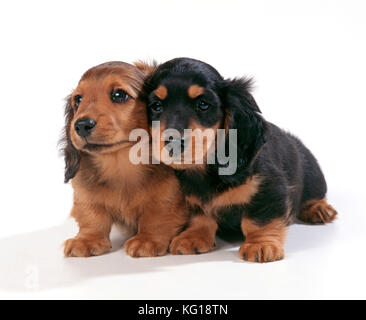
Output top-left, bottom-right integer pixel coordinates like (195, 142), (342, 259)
(299, 198), (337, 224)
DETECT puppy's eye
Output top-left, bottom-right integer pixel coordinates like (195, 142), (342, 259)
(74, 95), (82, 110)
(111, 89), (129, 103)
(150, 101), (163, 113)
(197, 100), (210, 112)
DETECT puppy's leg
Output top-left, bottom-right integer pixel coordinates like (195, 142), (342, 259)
(124, 203), (188, 258)
(239, 217), (287, 263)
(170, 214), (217, 255)
(64, 203), (112, 257)
(239, 177), (290, 263)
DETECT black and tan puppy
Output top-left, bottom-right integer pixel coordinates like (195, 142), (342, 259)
(143, 57), (337, 263)
(61, 61), (188, 258)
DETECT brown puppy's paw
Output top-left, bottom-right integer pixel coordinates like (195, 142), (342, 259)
(239, 241), (284, 263)
(124, 235), (168, 258)
(299, 198), (337, 224)
(170, 233), (215, 255)
(64, 237), (111, 257)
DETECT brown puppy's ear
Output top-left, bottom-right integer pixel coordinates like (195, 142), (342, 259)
(133, 60), (158, 77)
(60, 95), (80, 183)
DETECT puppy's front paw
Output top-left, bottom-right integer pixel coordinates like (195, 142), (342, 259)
(239, 241), (284, 263)
(124, 235), (168, 257)
(170, 233), (215, 255)
(64, 237), (111, 257)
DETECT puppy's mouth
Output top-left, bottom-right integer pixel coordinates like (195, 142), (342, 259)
(82, 139), (133, 152)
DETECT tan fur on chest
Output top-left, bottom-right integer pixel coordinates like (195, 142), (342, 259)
(73, 148), (183, 231)
(73, 151), (151, 229)
(74, 182), (136, 231)
(185, 175), (262, 216)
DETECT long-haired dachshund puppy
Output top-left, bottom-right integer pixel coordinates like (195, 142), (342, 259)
(143, 57), (337, 263)
(61, 61), (188, 258)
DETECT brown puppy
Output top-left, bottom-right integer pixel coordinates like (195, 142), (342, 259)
(61, 61), (188, 258)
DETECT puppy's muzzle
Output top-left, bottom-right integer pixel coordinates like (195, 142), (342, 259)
(164, 136), (186, 155)
(75, 118), (96, 137)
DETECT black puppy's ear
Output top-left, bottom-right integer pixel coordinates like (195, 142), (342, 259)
(220, 77), (268, 173)
(59, 95), (80, 183)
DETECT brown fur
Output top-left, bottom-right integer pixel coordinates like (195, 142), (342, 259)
(62, 61), (188, 258)
(187, 84), (204, 99)
(154, 85), (168, 100)
(211, 175), (262, 212)
(150, 118), (167, 165)
(170, 214), (217, 255)
(134, 60), (158, 77)
(185, 194), (203, 208)
(240, 218), (287, 263)
(298, 198), (337, 224)
(184, 175), (261, 215)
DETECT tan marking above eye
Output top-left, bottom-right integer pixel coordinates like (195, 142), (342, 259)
(188, 85), (204, 99)
(154, 85), (168, 100)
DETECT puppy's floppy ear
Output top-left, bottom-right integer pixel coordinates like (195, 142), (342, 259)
(220, 77), (268, 173)
(60, 95), (80, 183)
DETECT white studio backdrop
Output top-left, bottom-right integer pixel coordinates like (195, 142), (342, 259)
(0, 0), (365, 299)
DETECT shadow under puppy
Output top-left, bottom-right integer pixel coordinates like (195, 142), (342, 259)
(143, 57), (337, 263)
(61, 61), (188, 258)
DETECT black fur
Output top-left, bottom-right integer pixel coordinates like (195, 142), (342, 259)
(217, 77), (268, 186)
(216, 204), (245, 238)
(143, 57), (328, 232)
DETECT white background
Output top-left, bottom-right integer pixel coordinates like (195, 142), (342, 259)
(0, 0), (365, 299)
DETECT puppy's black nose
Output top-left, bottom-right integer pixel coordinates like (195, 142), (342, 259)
(164, 136), (186, 154)
(74, 118), (96, 137)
